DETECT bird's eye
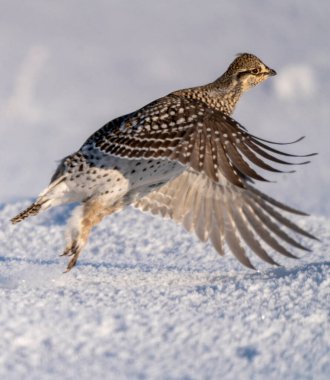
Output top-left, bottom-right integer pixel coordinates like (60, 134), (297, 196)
(251, 68), (260, 75)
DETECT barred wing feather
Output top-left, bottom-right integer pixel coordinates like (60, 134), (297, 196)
(83, 94), (315, 188)
(133, 170), (316, 269)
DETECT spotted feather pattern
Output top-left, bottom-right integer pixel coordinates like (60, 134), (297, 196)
(83, 94), (314, 188)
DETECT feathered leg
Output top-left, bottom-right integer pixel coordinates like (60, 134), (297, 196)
(61, 198), (123, 272)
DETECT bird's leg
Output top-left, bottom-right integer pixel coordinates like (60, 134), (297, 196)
(60, 204), (84, 260)
(61, 199), (122, 272)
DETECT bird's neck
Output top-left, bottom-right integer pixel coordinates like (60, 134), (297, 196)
(172, 76), (243, 116)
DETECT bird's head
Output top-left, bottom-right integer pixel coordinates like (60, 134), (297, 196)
(223, 53), (276, 92)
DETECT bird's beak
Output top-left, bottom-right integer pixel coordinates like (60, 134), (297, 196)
(268, 68), (277, 76)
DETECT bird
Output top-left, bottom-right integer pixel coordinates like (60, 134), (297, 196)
(11, 53), (317, 272)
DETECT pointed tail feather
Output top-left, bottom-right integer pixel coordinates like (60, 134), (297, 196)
(11, 175), (72, 224)
(11, 202), (44, 224)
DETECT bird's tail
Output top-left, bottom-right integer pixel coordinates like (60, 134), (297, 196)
(11, 202), (44, 224)
(11, 176), (72, 225)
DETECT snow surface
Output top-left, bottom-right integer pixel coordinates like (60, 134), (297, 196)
(1, 1), (330, 379)
(1, 202), (330, 380)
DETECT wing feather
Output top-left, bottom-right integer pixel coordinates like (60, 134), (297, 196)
(228, 205), (280, 266)
(133, 170), (315, 268)
(82, 94), (314, 188)
(242, 204), (298, 259)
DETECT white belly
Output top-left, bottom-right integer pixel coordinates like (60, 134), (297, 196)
(65, 155), (185, 205)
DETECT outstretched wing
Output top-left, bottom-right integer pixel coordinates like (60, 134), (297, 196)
(133, 170), (317, 269)
(82, 94), (315, 188)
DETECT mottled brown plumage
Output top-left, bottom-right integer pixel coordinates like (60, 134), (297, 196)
(11, 53), (317, 272)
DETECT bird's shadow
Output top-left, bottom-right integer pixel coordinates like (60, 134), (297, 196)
(252, 260), (330, 282)
(0, 254), (329, 280)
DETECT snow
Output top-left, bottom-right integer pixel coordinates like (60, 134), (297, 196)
(0, 202), (329, 380)
(0, 1), (329, 379)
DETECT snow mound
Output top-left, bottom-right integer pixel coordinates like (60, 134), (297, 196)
(0, 201), (329, 380)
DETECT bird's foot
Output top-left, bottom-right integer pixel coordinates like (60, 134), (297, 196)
(60, 241), (81, 272)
